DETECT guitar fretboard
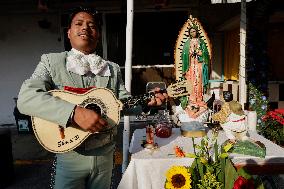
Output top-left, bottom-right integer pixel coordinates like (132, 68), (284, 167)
(120, 92), (155, 110)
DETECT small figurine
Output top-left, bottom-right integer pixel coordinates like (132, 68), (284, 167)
(212, 91), (248, 143)
(211, 91), (233, 124)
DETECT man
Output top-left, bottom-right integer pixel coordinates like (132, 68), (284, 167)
(17, 7), (167, 189)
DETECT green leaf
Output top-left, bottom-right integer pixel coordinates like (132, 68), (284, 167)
(197, 159), (204, 179)
(237, 168), (252, 180)
(224, 159), (238, 189)
(187, 167), (194, 173)
(214, 141), (219, 162)
(200, 157), (208, 164)
(218, 158), (225, 189)
(223, 143), (233, 152)
(195, 144), (202, 150)
(206, 165), (214, 173)
(201, 139), (205, 147)
(254, 177), (265, 189)
(187, 153), (197, 158)
(256, 183), (265, 189)
(219, 153), (229, 159)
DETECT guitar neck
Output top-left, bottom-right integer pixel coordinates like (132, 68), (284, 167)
(120, 80), (191, 110)
(120, 91), (156, 110)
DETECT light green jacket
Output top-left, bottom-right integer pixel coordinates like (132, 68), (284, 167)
(17, 52), (131, 128)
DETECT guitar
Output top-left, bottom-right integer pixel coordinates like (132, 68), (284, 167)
(32, 80), (192, 153)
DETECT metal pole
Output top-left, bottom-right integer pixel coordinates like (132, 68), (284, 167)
(239, 0), (247, 108)
(122, 0), (134, 173)
(102, 13), (108, 59)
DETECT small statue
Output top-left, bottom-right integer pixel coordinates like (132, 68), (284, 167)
(174, 15), (211, 120)
(212, 91), (248, 143)
(211, 91), (233, 124)
(181, 25), (209, 106)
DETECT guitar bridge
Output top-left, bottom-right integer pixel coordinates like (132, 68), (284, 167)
(59, 126), (65, 139)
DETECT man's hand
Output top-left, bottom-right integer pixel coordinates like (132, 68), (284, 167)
(73, 106), (108, 133)
(147, 87), (168, 106)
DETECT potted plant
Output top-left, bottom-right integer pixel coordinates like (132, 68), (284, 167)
(261, 109), (284, 145)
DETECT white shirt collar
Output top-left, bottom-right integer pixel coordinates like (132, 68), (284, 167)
(66, 48), (111, 76)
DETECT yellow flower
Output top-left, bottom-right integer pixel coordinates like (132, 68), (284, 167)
(165, 166), (192, 189)
(223, 142), (233, 152)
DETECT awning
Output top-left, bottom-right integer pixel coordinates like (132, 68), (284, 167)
(211, 0), (252, 3)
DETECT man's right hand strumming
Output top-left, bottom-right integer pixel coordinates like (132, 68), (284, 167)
(73, 106), (108, 133)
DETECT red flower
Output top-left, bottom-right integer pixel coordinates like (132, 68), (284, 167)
(233, 176), (254, 189)
(264, 110), (284, 126)
(275, 109), (284, 115)
(174, 146), (185, 157)
(261, 114), (269, 121)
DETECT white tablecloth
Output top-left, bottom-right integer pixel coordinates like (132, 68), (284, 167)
(118, 128), (284, 189)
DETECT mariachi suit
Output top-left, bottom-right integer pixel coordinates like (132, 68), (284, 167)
(17, 51), (135, 189)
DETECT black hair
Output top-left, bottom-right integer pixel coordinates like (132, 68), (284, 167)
(68, 6), (101, 30)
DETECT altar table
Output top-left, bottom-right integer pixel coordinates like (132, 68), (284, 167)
(117, 128), (284, 189)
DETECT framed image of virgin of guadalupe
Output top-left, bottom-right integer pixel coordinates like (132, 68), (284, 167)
(174, 15), (212, 118)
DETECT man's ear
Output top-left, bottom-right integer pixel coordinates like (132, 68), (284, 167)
(67, 29), (71, 39)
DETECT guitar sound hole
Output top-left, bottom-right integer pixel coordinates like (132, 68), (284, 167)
(85, 104), (101, 116)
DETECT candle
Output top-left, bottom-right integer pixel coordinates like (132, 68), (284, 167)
(146, 125), (154, 144)
(247, 110), (257, 132)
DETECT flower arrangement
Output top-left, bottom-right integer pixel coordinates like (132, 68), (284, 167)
(248, 82), (269, 130)
(261, 109), (284, 145)
(165, 132), (264, 189)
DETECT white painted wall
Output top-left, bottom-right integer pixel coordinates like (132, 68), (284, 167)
(0, 13), (64, 124)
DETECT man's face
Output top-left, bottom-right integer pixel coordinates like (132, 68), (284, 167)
(68, 12), (99, 54)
